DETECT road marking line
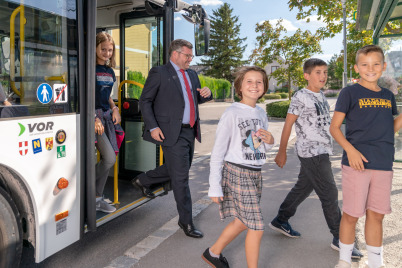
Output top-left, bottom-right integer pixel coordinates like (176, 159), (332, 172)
(105, 195), (213, 268)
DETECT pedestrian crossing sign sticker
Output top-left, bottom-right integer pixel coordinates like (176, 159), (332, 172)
(53, 84), (68, 103)
(36, 83), (53, 104)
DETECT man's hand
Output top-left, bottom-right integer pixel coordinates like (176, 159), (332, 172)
(210, 196), (223, 204)
(275, 151), (287, 168)
(347, 148), (368, 171)
(151, 127), (165, 142)
(197, 87), (211, 98)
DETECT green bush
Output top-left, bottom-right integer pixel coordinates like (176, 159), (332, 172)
(265, 94), (281, 100)
(278, 93), (289, 99)
(199, 75), (231, 99)
(266, 100), (290, 118)
(127, 71), (146, 99)
(274, 87), (289, 93)
(257, 96), (265, 103)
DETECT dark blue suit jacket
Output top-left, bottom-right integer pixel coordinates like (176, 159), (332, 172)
(139, 62), (212, 146)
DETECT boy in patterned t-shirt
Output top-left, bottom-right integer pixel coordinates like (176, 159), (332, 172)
(268, 58), (362, 258)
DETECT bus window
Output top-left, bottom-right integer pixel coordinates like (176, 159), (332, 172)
(0, 0), (78, 119)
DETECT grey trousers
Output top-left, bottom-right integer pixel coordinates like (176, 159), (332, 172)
(277, 153), (341, 239)
(95, 132), (116, 197)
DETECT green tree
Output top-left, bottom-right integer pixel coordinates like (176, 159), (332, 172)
(201, 3), (247, 82)
(287, 0), (373, 70)
(327, 54), (342, 89)
(250, 19), (321, 100)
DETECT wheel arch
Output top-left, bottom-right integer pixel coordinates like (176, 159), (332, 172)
(0, 164), (36, 253)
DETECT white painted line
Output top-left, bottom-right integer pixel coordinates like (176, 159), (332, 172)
(105, 195), (213, 268)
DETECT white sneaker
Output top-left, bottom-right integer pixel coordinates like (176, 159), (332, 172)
(335, 260), (351, 268)
(96, 198), (116, 213)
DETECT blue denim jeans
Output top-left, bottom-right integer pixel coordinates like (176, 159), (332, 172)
(277, 153), (341, 238)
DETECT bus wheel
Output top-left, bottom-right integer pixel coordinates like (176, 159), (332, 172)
(0, 187), (22, 268)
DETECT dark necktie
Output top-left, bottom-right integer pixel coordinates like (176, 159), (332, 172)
(179, 69), (195, 127)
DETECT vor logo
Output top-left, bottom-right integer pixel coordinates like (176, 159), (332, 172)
(18, 121), (54, 136)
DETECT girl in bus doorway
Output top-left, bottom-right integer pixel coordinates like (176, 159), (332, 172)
(94, 32), (123, 213)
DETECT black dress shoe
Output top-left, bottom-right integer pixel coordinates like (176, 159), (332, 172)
(132, 177), (155, 199)
(178, 221), (203, 238)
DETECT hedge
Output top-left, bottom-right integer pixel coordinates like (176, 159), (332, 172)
(199, 75), (231, 99)
(266, 100), (290, 118)
(278, 93), (289, 99)
(126, 70), (146, 99)
(125, 71), (231, 100)
(265, 94), (281, 100)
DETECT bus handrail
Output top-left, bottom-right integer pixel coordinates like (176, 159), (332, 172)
(112, 80), (164, 204)
(111, 80), (144, 204)
(10, 5), (25, 99)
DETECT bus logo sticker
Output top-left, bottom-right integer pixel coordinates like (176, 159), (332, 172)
(53, 84), (68, 103)
(18, 123), (25, 136)
(57, 145), (66, 158)
(45, 137), (54, 151)
(19, 141), (28, 156)
(32, 139), (42, 154)
(55, 130), (66, 144)
(36, 83), (53, 104)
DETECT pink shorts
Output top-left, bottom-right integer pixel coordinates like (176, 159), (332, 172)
(341, 165), (393, 217)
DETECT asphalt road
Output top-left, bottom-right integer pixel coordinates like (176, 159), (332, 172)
(20, 99), (402, 268)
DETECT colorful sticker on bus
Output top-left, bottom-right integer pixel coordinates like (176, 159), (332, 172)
(32, 138), (42, 154)
(57, 145), (66, 158)
(45, 137), (54, 151)
(36, 83), (53, 104)
(19, 141), (28, 156)
(56, 130), (66, 144)
(53, 84), (68, 103)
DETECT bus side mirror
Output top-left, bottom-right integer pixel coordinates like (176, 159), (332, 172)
(194, 18), (210, 56)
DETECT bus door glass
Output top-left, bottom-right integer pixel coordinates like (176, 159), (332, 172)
(0, 0), (78, 119)
(117, 15), (162, 177)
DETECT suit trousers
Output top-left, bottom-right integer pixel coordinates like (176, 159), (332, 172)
(139, 127), (195, 224)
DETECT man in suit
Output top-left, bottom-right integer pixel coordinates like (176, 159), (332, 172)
(133, 39), (212, 238)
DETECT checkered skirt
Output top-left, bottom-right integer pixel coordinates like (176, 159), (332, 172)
(219, 161), (264, 231)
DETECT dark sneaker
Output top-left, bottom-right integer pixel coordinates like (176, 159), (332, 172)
(202, 248), (229, 268)
(331, 237), (363, 259)
(269, 216), (301, 238)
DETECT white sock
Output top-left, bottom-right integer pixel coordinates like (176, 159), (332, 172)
(339, 241), (354, 264)
(366, 245), (383, 268)
(209, 248), (220, 258)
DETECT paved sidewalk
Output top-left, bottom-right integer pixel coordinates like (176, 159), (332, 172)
(126, 142), (401, 268)
(106, 99), (401, 268)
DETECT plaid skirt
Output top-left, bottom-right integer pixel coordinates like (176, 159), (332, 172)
(219, 161), (264, 231)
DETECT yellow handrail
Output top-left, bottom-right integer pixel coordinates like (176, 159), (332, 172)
(10, 5), (26, 99)
(112, 80), (164, 204)
(45, 72), (67, 83)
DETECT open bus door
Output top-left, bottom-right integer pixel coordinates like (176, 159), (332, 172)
(92, 0), (210, 227)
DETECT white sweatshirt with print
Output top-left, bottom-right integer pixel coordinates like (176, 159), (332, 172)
(208, 102), (274, 197)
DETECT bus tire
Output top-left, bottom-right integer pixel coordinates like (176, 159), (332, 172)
(0, 187), (22, 268)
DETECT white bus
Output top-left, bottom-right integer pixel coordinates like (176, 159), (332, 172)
(0, 0), (209, 266)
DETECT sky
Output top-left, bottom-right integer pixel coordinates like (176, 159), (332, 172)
(173, 0), (344, 65)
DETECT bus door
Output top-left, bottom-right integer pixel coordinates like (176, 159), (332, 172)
(93, 12), (164, 224)
(118, 13), (165, 197)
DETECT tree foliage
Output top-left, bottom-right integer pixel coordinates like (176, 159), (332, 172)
(200, 3), (247, 82)
(250, 19), (321, 99)
(288, 0), (373, 73)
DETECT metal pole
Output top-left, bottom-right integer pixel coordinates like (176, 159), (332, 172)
(342, 0), (347, 88)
